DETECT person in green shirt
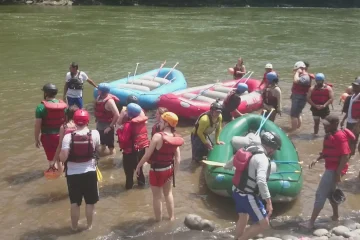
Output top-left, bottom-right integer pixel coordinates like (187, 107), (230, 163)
(191, 101), (225, 162)
(35, 83), (67, 174)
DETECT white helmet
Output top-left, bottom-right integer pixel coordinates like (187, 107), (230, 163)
(265, 63), (273, 69)
(293, 61), (306, 70)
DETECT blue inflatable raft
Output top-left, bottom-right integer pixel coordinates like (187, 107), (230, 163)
(93, 68), (187, 110)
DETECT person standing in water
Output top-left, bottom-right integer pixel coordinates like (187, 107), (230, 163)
(259, 63), (277, 88)
(151, 107), (168, 137)
(341, 77), (360, 157)
(307, 73), (334, 135)
(261, 72), (282, 122)
(54, 105), (79, 174)
(191, 101), (224, 162)
(232, 131), (281, 240)
(135, 112), (184, 222)
(222, 83), (248, 122)
(63, 62), (98, 109)
(302, 114), (353, 229)
(94, 83), (120, 156)
(117, 95), (145, 126)
(35, 83), (67, 173)
(289, 61), (312, 132)
(228, 58), (246, 79)
(59, 109), (100, 231)
(116, 103), (149, 189)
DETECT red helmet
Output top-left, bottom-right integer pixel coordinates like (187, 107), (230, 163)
(73, 109), (90, 126)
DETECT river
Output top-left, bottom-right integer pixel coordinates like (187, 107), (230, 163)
(1, 5), (360, 240)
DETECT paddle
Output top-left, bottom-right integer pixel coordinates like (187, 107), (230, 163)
(96, 166), (103, 182)
(271, 170), (301, 174)
(163, 62), (179, 80)
(127, 72), (131, 83)
(189, 81), (220, 101)
(231, 71), (254, 88)
(255, 108), (275, 135)
(152, 60), (167, 81)
(244, 71), (254, 84)
(202, 160), (303, 167)
(133, 63), (139, 80)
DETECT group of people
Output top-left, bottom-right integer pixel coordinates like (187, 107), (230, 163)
(34, 60), (360, 238)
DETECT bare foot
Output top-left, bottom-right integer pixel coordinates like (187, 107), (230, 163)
(86, 225), (93, 230)
(299, 221), (314, 230)
(71, 226), (78, 232)
(169, 217), (175, 221)
(331, 215), (339, 221)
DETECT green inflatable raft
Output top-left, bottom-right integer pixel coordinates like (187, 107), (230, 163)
(204, 114), (303, 202)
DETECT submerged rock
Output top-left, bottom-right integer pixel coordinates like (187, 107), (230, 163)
(184, 214), (215, 232)
(313, 229), (329, 237)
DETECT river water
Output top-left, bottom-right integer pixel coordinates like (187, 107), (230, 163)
(1, 5), (360, 240)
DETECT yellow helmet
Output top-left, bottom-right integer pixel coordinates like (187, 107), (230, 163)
(161, 112), (179, 128)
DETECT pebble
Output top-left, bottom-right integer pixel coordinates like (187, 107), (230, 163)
(183, 214), (215, 232)
(313, 229), (329, 237)
(331, 226), (350, 237)
(282, 235), (299, 240)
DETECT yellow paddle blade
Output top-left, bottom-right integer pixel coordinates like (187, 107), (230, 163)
(202, 160), (226, 167)
(96, 167), (103, 182)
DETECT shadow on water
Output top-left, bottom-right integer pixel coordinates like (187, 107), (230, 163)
(26, 192), (68, 206)
(109, 218), (158, 239)
(19, 226), (83, 240)
(99, 183), (128, 198)
(4, 169), (43, 185)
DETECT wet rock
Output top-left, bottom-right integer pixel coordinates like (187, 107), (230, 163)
(25, 0), (33, 3)
(312, 237), (328, 240)
(184, 214), (215, 232)
(343, 220), (360, 231)
(331, 226), (350, 237)
(255, 234), (264, 239)
(352, 229), (360, 235)
(313, 229), (329, 237)
(328, 236), (344, 240)
(349, 236), (360, 240)
(344, 232), (357, 238)
(263, 237), (282, 240)
(282, 235), (298, 240)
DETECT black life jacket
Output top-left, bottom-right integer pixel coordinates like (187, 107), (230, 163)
(68, 71), (83, 90)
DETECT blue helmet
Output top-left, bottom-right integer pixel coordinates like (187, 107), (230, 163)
(127, 103), (141, 118)
(98, 83), (110, 94)
(236, 83), (248, 94)
(266, 72), (278, 83)
(315, 73), (325, 82)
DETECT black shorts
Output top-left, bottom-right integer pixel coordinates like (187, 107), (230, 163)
(222, 109), (232, 122)
(310, 106), (330, 119)
(66, 171), (99, 206)
(98, 128), (115, 148)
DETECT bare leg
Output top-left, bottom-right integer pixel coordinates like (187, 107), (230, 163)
(108, 147), (116, 155)
(298, 115), (302, 128)
(329, 199), (339, 221)
(238, 218), (269, 240)
(151, 185), (163, 221)
(85, 204), (95, 230)
(313, 118), (320, 135)
(291, 117), (298, 132)
(70, 203), (80, 230)
(305, 207), (322, 229)
(234, 213), (249, 239)
(162, 180), (174, 221)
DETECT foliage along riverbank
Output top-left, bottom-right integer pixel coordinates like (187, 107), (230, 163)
(1, 0), (359, 7)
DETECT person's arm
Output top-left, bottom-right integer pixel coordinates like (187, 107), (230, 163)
(324, 86), (334, 107)
(336, 155), (349, 181)
(273, 87), (282, 114)
(54, 125), (65, 162)
(215, 115), (222, 143)
(34, 119), (42, 148)
(174, 147), (181, 173)
(86, 78), (98, 88)
(136, 133), (161, 170)
(255, 156), (271, 200)
(116, 110), (126, 127)
(306, 87), (317, 107)
(63, 74), (69, 101)
(237, 65), (246, 75)
(196, 116), (210, 144)
(104, 99), (120, 133)
(59, 134), (71, 163)
(293, 69), (301, 84)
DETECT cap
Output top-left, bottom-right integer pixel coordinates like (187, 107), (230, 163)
(265, 63), (273, 69)
(293, 61), (306, 70)
(352, 76), (360, 86)
(322, 114), (339, 126)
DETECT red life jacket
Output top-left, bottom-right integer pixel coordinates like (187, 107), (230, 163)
(149, 132), (184, 168)
(64, 124), (76, 135)
(262, 86), (278, 108)
(291, 73), (312, 95)
(94, 94), (120, 123)
(310, 84), (330, 105)
(322, 129), (354, 174)
(350, 94), (360, 119)
(67, 130), (96, 163)
(233, 65), (244, 79)
(151, 123), (160, 137)
(41, 99), (67, 129)
(116, 115), (149, 154)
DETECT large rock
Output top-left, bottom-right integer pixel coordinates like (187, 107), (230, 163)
(328, 236), (344, 240)
(184, 214), (215, 232)
(352, 229), (360, 235)
(343, 232), (357, 238)
(331, 226), (350, 237)
(313, 229), (329, 237)
(343, 220), (360, 231)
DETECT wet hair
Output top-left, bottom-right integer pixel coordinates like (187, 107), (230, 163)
(158, 107), (168, 115)
(66, 105), (79, 122)
(303, 61), (310, 68)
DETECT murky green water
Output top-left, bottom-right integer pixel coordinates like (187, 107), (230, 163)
(1, 5), (360, 240)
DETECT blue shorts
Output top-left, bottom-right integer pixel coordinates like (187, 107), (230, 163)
(232, 188), (267, 223)
(290, 94), (307, 118)
(67, 97), (83, 109)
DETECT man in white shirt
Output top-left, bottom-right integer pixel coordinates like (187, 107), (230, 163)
(63, 62), (98, 109)
(59, 109), (100, 231)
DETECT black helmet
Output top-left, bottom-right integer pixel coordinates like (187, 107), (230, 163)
(260, 131), (281, 150)
(126, 95), (138, 105)
(332, 189), (346, 205)
(42, 83), (58, 95)
(210, 100), (222, 112)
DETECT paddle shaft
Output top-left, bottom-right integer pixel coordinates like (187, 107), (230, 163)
(163, 62), (179, 79)
(232, 71), (253, 88)
(152, 60), (166, 81)
(255, 108), (275, 135)
(243, 71), (254, 84)
(133, 63), (139, 80)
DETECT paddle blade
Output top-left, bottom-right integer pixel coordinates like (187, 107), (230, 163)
(96, 167), (103, 182)
(202, 160), (226, 167)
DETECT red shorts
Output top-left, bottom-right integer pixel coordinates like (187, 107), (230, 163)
(41, 133), (60, 161)
(149, 166), (173, 187)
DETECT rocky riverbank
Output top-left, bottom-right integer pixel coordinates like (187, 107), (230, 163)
(1, 0), (359, 7)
